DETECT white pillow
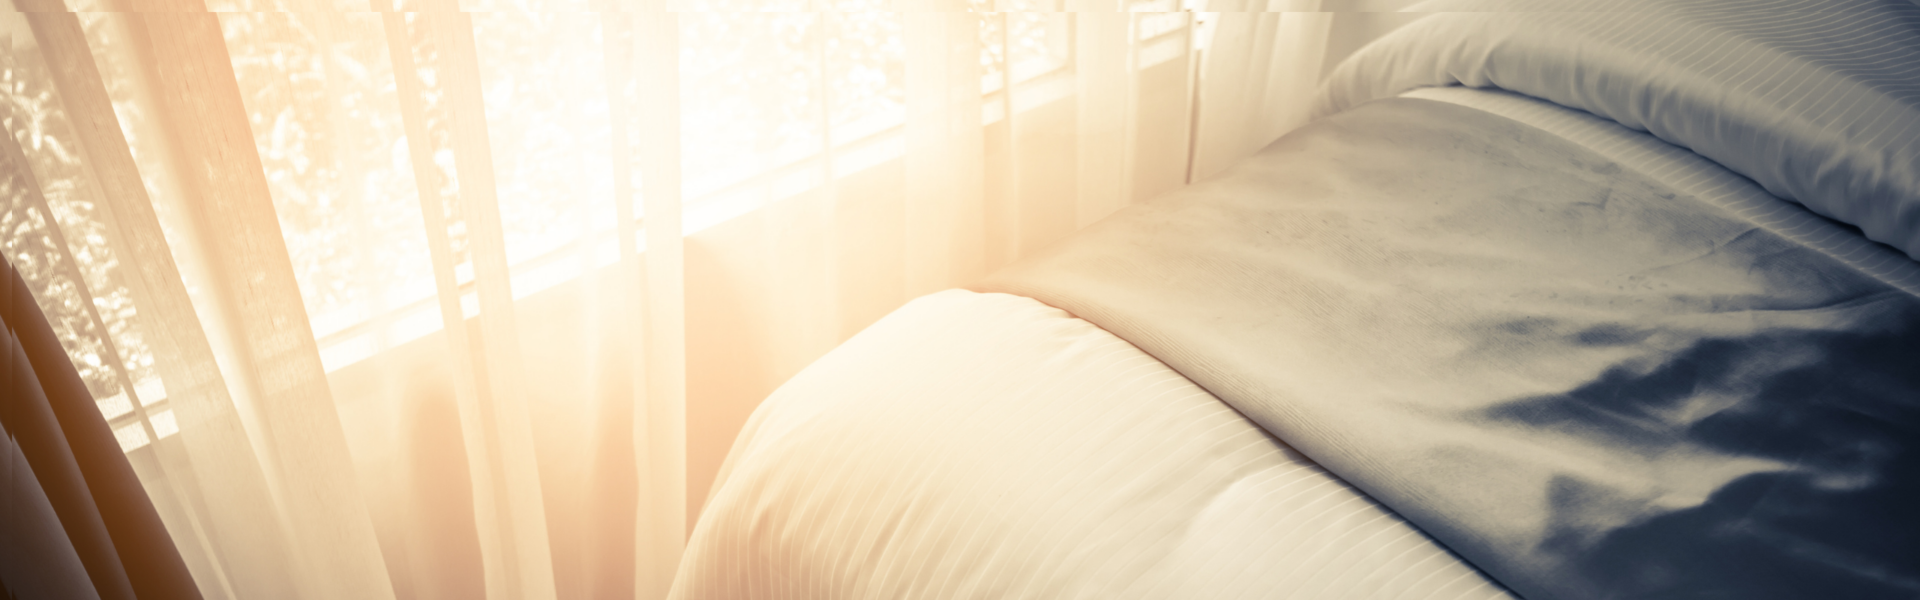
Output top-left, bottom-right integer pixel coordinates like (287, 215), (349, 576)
(1317, 0), (1920, 262)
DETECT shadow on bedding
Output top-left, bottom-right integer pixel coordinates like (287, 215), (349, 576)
(1485, 302), (1920, 598)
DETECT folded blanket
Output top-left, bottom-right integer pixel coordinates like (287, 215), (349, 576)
(976, 96), (1920, 599)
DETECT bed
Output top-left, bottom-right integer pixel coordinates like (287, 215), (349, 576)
(671, 1), (1920, 598)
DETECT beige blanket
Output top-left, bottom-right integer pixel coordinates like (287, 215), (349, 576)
(977, 97), (1920, 600)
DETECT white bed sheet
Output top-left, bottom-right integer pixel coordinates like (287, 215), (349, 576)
(671, 290), (1511, 600)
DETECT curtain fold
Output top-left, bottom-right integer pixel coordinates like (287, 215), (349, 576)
(4, 252), (199, 598)
(902, 9), (985, 296)
(10, 7), (299, 597)
(139, 9), (399, 598)
(1, 3), (1335, 598)
(1192, 4), (1329, 179)
(0, 76), (131, 600)
(631, 9), (688, 598)
(4, 256), (117, 600)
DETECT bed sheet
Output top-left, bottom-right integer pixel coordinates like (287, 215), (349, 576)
(671, 290), (1510, 600)
(979, 89), (1920, 599)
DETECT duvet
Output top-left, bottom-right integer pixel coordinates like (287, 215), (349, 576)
(676, 1), (1920, 598)
(980, 89), (1920, 600)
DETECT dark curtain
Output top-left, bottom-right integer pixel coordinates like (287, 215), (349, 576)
(1, 256), (199, 600)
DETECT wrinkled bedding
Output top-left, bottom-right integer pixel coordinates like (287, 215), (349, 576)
(672, 290), (1513, 600)
(679, 2), (1920, 595)
(976, 92), (1920, 599)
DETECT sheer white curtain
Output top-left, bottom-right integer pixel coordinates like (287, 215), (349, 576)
(0, 2), (1331, 598)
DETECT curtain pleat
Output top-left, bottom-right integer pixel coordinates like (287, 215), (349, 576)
(16, 6), (299, 598)
(2, 254), (200, 600)
(3, 263), (107, 600)
(1261, 7), (1330, 141)
(984, 11), (1017, 268)
(757, 11), (841, 401)
(1131, 10), (1195, 197)
(1193, 0), (1329, 180)
(3, 21), (205, 596)
(592, 9), (643, 600)
(0, 25), (166, 558)
(13, 9), (250, 596)
(375, 11), (501, 600)
(902, 9), (985, 297)
(136, 10), (399, 598)
(0, 127), (134, 600)
(1072, 7), (1133, 227)
(382, 10), (515, 600)
(1, 4), (1334, 598)
(433, 10), (562, 600)
(634, 9), (689, 599)
(1192, 9), (1256, 179)
(0, 415), (95, 600)
(389, 8), (565, 599)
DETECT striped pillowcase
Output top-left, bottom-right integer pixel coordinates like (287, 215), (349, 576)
(1317, 0), (1920, 263)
